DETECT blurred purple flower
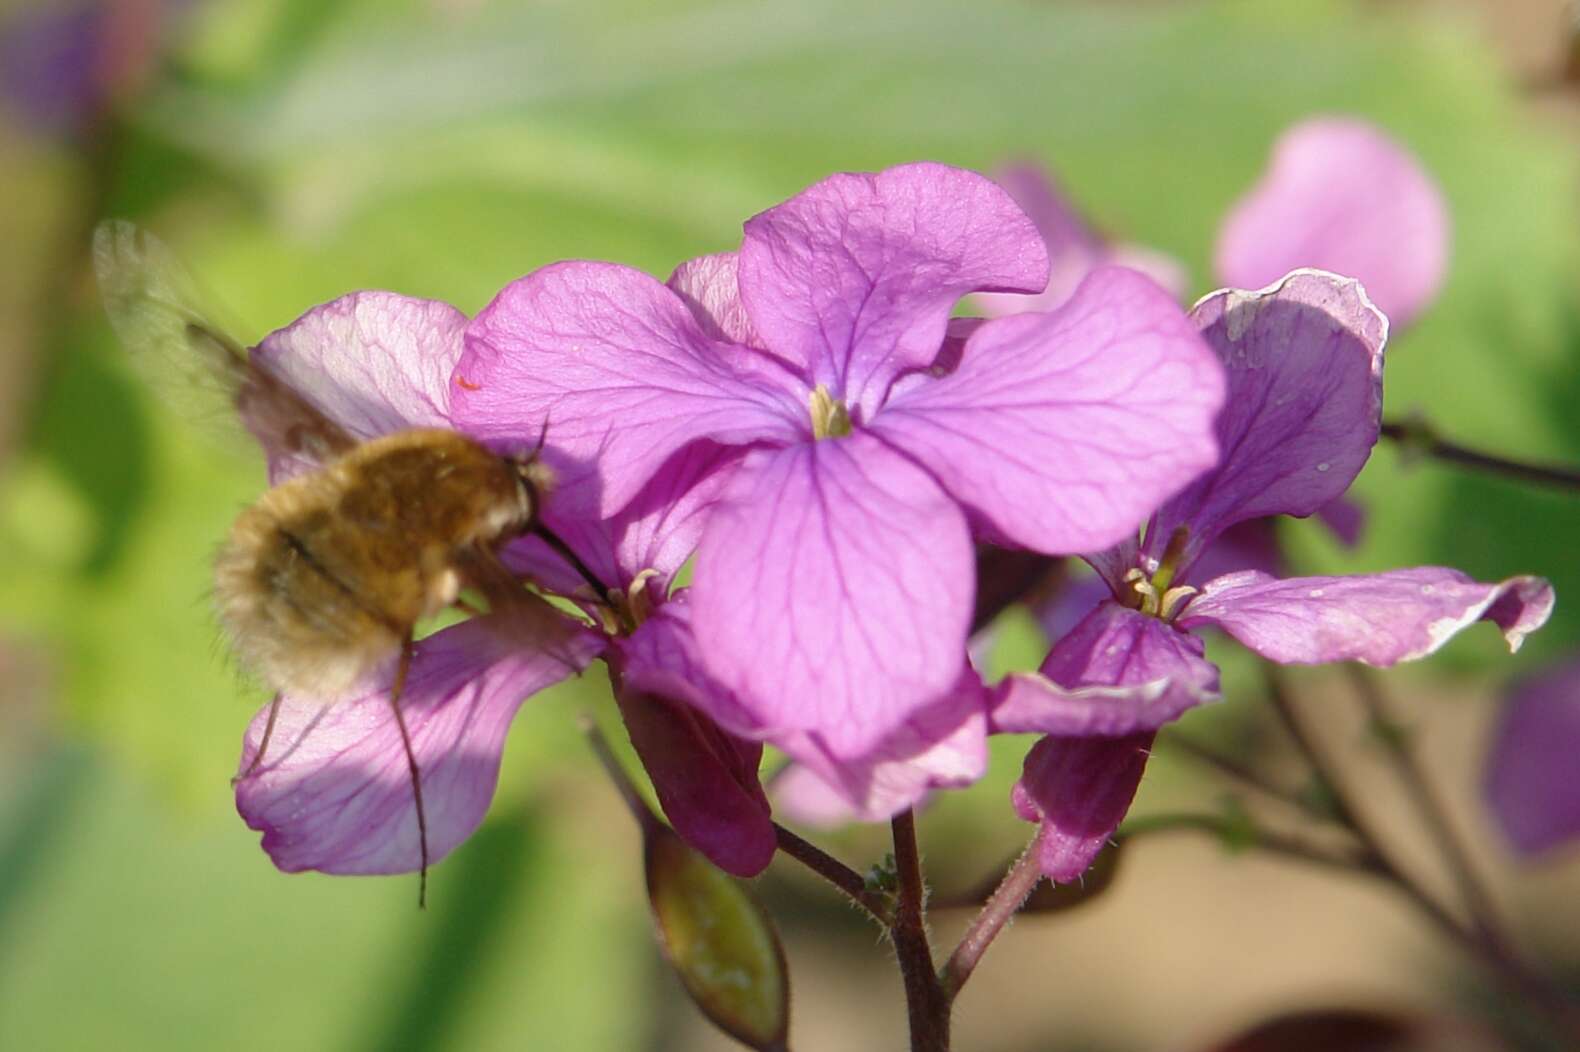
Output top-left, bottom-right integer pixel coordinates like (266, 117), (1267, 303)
(0, 0), (182, 135)
(994, 271), (1553, 881)
(973, 162), (1188, 317)
(1216, 117), (1450, 331)
(1485, 659), (1580, 857)
(454, 162), (1227, 815)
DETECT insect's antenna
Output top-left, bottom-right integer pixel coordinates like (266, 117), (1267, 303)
(528, 415), (551, 461)
(387, 637), (430, 909)
(233, 693), (284, 784)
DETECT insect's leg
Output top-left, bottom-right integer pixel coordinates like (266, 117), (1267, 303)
(232, 693), (284, 784)
(386, 635), (430, 909)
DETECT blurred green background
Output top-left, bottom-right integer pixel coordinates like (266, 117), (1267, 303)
(3, 1), (1580, 1049)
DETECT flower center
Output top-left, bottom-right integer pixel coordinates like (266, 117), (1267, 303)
(809, 384), (853, 440)
(1118, 525), (1198, 622)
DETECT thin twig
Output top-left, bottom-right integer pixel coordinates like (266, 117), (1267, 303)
(1344, 665), (1504, 941)
(1159, 729), (1332, 819)
(938, 828), (1046, 1001)
(1262, 667), (1580, 1042)
(773, 823), (890, 923)
(1117, 811), (1375, 876)
(890, 811), (950, 1052)
(1381, 418), (1580, 493)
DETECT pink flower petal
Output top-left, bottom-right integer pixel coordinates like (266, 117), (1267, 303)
(772, 668), (989, 825)
(252, 291), (467, 481)
(1179, 568), (1555, 666)
(737, 162), (1048, 418)
(455, 260), (806, 517)
(994, 600), (1220, 737)
(612, 681), (775, 878)
(1216, 117), (1450, 330)
(623, 598), (986, 820)
(234, 613), (602, 875)
(691, 434), (974, 759)
(1013, 733), (1152, 882)
(667, 251), (767, 349)
(501, 439), (745, 599)
(1485, 659), (1580, 856)
(1146, 270), (1387, 571)
(975, 162), (1187, 318)
(873, 267), (1226, 554)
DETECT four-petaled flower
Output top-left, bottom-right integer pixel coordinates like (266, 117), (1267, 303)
(992, 271), (1553, 881)
(454, 161), (1226, 814)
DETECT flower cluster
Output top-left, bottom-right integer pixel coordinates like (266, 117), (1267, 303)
(230, 140), (1550, 889)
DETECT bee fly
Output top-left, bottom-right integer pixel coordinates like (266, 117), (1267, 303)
(92, 221), (590, 905)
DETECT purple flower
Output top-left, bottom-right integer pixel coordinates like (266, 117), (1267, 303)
(1485, 659), (1580, 857)
(994, 271), (1554, 881)
(1216, 117), (1450, 330)
(453, 162), (1227, 807)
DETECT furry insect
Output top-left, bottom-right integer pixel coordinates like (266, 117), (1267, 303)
(92, 220), (581, 905)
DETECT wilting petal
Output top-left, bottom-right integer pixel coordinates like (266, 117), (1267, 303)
(737, 162), (1048, 417)
(692, 435), (973, 759)
(1013, 734), (1153, 882)
(613, 681), (775, 877)
(253, 292), (467, 481)
(667, 252), (766, 349)
(235, 614), (602, 875)
(773, 668), (989, 824)
(874, 267), (1225, 553)
(1180, 568), (1555, 665)
(1216, 117), (1450, 329)
(1146, 271), (1387, 570)
(455, 261), (806, 517)
(975, 163), (1188, 318)
(1485, 659), (1580, 856)
(994, 600), (1220, 736)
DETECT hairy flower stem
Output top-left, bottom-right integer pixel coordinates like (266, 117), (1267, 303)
(890, 811), (950, 1052)
(1263, 667), (1580, 1043)
(1381, 418), (1580, 492)
(772, 823), (890, 923)
(938, 828), (1046, 1001)
(1343, 665), (1504, 941)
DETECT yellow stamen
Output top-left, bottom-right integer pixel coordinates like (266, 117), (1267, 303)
(809, 384), (853, 440)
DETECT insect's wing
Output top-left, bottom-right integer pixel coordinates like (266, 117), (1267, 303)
(91, 220), (356, 467)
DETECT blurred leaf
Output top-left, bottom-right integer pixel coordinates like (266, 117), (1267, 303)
(646, 825), (790, 1052)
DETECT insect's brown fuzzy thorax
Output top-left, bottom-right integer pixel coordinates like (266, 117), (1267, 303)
(214, 429), (537, 701)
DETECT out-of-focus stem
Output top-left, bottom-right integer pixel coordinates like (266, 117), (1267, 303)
(1344, 665), (1504, 941)
(1118, 811), (1374, 876)
(1160, 729), (1331, 819)
(1263, 667), (1580, 1043)
(1381, 418), (1580, 492)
